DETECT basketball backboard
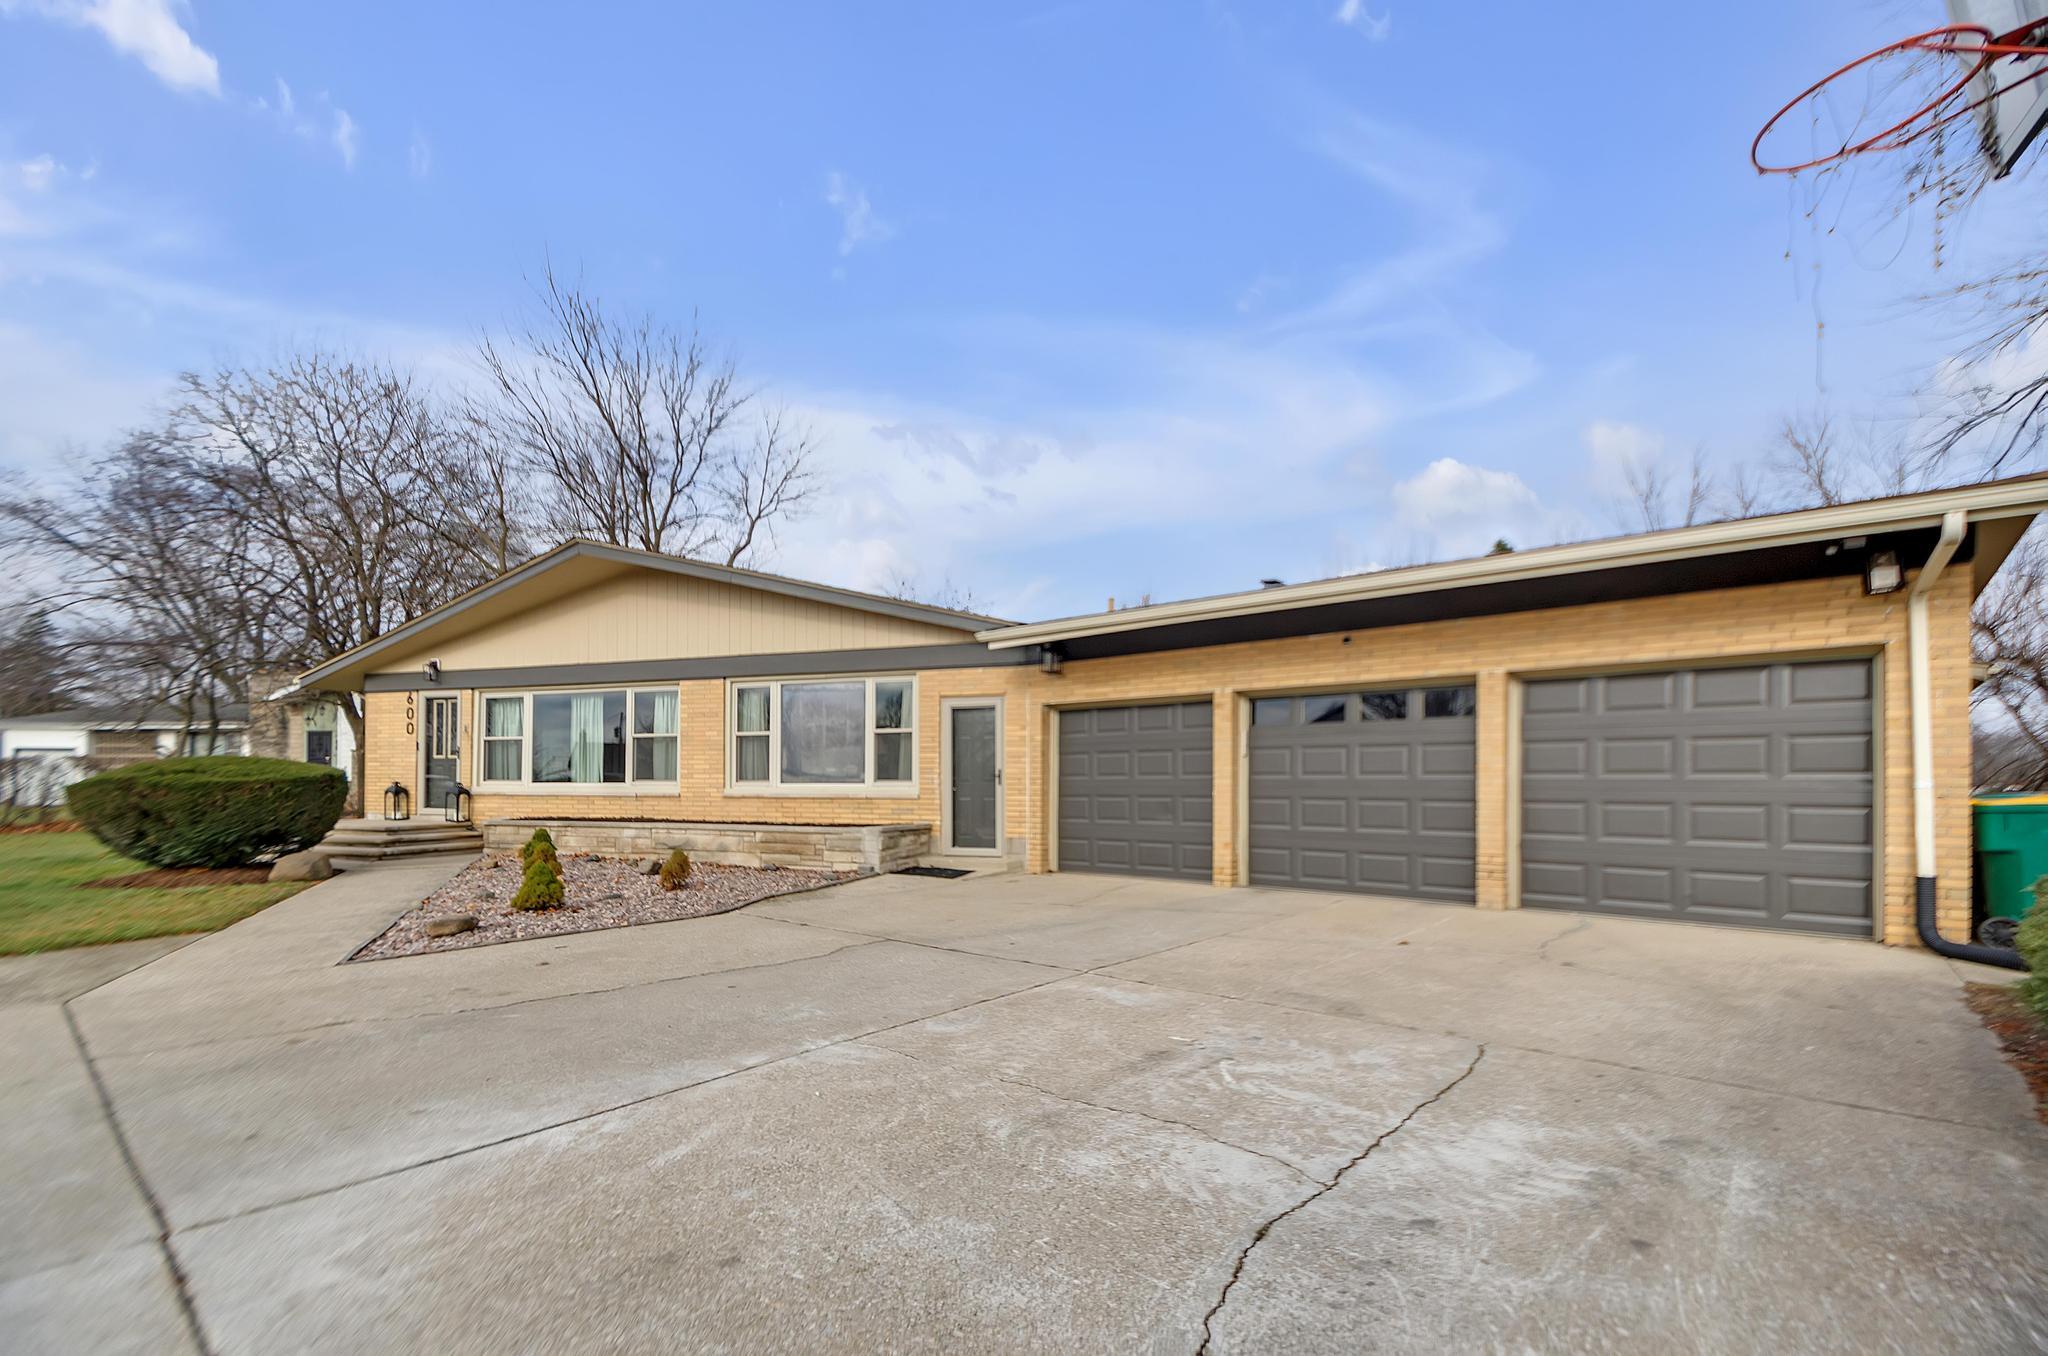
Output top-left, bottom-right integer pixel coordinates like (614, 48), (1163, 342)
(1948, 0), (2048, 175)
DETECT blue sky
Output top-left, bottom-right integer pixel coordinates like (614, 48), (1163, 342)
(1, 1), (2041, 621)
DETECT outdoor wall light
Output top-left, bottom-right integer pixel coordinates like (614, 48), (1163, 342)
(422, 660), (441, 683)
(1039, 646), (1064, 675)
(1865, 550), (1904, 595)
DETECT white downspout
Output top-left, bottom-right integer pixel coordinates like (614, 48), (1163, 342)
(1907, 509), (2020, 966)
(1908, 509), (1966, 882)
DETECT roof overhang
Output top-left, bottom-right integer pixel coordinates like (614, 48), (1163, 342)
(977, 474), (2048, 655)
(298, 540), (1011, 692)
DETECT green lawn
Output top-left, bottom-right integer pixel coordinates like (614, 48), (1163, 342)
(0, 830), (307, 955)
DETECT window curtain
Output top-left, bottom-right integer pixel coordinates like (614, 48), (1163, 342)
(569, 692), (606, 783)
(640, 689), (679, 780)
(486, 698), (522, 737)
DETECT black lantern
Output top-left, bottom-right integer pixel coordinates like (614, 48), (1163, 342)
(383, 781), (412, 821)
(444, 782), (472, 824)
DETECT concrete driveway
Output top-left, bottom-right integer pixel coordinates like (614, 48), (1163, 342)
(5, 862), (2044, 1354)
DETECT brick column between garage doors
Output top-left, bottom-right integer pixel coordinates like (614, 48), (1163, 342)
(1474, 669), (1512, 910)
(1210, 688), (1240, 888)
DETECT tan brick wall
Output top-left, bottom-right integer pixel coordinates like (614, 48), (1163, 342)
(360, 568), (1977, 948)
(362, 669), (1035, 852)
(1009, 569), (1975, 949)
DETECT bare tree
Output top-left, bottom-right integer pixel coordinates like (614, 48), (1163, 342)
(880, 573), (985, 615)
(1616, 455), (1669, 533)
(1972, 530), (2048, 789)
(172, 353), (522, 790)
(1772, 411), (1847, 506)
(1614, 445), (1717, 532)
(1929, 259), (2048, 475)
(474, 266), (816, 563)
(0, 608), (79, 716)
(0, 434), (276, 743)
(1716, 459), (1771, 519)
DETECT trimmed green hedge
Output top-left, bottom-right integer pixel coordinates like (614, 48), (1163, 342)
(67, 757), (348, 868)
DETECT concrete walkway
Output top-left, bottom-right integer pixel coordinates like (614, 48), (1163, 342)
(4, 863), (2044, 1353)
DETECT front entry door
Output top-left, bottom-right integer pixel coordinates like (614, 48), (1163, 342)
(947, 701), (1002, 853)
(423, 695), (461, 818)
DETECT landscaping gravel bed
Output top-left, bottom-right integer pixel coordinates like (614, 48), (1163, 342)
(351, 853), (862, 960)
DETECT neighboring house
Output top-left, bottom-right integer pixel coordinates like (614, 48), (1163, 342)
(244, 667), (359, 783)
(0, 703), (251, 806)
(294, 473), (2048, 953)
(0, 678), (360, 809)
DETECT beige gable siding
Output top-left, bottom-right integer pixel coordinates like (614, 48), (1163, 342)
(376, 567), (974, 673)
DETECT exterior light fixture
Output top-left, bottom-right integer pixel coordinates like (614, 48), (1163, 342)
(383, 781), (412, 821)
(1865, 550), (1904, 595)
(422, 660), (441, 684)
(1039, 646), (1064, 675)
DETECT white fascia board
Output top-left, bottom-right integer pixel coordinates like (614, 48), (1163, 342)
(978, 479), (2048, 650)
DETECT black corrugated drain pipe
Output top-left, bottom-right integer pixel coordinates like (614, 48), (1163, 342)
(1917, 877), (2023, 970)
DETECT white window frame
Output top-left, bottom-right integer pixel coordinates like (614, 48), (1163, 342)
(472, 685), (683, 795)
(726, 674), (918, 798)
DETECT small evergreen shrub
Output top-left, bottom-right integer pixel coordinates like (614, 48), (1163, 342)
(511, 853), (566, 911)
(520, 827), (557, 867)
(67, 757), (347, 868)
(658, 848), (692, 892)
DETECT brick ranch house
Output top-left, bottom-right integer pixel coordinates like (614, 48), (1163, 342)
(291, 474), (2048, 955)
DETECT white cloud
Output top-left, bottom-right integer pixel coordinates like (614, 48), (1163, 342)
(1386, 457), (1561, 560)
(756, 105), (1543, 611)
(408, 129), (432, 181)
(0, 0), (221, 96)
(1583, 418), (1664, 477)
(332, 108), (359, 170)
(1235, 271), (1288, 314)
(0, 152), (119, 238)
(823, 170), (895, 258)
(1271, 110), (1505, 332)
(17, 154), (58, 192)
(252, 78), (359, 169)
(1332, 0), (1392, 41)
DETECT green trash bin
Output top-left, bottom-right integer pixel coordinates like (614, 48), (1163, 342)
(1973, 793), (2048, 948)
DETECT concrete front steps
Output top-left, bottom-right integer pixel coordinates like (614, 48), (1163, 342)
(316, 818), (484, 871)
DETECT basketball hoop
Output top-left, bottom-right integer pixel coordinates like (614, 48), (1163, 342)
(1751, 18), (2048, 176)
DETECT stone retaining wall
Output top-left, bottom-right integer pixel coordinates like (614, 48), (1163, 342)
(482, 818), (931, 874)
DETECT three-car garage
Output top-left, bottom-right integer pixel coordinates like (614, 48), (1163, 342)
(995, 479), (2042, 953)
(1050, 659), (1876, 940)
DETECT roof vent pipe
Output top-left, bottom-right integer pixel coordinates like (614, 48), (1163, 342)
(1909, 510), (2022, 969)
(1259, 578), (1285, 589)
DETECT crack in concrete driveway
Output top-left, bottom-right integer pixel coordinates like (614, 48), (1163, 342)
(1195, 1045), (1487, 1354)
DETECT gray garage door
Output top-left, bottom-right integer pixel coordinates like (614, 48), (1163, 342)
(1520, 660), (1874, 938)
(1057, 703), (1213, 881)
(1247, 686), (1478, 902)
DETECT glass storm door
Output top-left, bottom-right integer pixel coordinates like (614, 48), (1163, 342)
(948, 702), (1001, 853)
(423, 695), (461, 817)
